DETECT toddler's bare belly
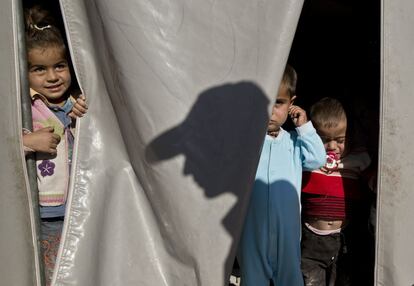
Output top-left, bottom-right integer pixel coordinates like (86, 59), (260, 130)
(305, 218), (347, 230)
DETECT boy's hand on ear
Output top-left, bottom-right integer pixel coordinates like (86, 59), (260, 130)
(69, 95), (88, 119)
(289, 105), (307, 127)
(23, 127), (61, 155)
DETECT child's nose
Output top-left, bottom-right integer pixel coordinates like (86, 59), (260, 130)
(46, 69), (58, 82)
(327, 141), (337, 150)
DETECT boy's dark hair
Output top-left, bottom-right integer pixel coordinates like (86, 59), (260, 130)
(24, 5), (66, 52)
(310, 97), (347, 129)
(281, 64), (297, 98)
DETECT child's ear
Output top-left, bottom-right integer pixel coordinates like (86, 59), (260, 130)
(290, 95), (297, 105)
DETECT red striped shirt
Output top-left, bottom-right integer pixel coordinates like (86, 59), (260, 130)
(301, 193), (354, 220)
(301, 151), (370, 219)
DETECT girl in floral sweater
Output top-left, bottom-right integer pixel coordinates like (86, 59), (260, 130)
(22, 5), (87, 285)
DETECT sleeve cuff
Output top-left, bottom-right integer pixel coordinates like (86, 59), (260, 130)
(22, 128), (31, 135)
(24, 146), (35, 153)
(22, 129), (35, 154)
(295, 121), (316, 136)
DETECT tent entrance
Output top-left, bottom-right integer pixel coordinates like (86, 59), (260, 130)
(288, 1), (380, 285)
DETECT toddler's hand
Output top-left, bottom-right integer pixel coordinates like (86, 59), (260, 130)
(320, 158), (341, 174)
(289, 105), (307, 127)
(23, 127), (61, 155)
(69, 95), (88, 119)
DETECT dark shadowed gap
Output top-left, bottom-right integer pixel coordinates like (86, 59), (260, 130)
(287, 1), (380, 285)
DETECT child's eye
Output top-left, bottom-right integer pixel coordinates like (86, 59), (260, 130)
(31, 67), (45, 73)
(55, 63), (68, 71)
(321, 137), (330, 143)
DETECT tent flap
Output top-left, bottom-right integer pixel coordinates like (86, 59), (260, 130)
(376, 0), (414, 285)
(55, 1), (303, 285)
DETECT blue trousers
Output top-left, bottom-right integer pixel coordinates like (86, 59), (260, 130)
(238, 180), (304, 286)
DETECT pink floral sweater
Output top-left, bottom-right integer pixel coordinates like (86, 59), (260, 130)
(29, 89), (74, 207)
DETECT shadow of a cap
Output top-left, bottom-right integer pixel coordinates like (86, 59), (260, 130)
(146, 81), (269, 169)
(145, 81), (270, 284)
(145, 82), (270, 196)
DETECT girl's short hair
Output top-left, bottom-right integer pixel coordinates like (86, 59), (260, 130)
(282, 64), (297, 98)
(24, 5), (65, 52)
(310, 97), (347, 129)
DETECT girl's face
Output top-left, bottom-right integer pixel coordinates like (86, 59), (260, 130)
(28, 45), (71, 106)
(317, 118), (347, 158)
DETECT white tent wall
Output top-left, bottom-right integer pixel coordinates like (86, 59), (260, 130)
(376, 0), (414, 285)
(50, 1), (303, 285)
(0, 0), (40, 285)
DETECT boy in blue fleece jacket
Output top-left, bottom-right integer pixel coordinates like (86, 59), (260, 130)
(238, 65), (326, 286)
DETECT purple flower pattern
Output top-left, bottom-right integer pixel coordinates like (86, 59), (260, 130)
(38, 160), (56, 177)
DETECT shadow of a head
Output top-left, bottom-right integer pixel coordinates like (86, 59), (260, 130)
(146, 81), (269, 198)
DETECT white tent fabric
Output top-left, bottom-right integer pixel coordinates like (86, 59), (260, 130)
(376, 0), (414, 285)
(0, 0), (40, 285)
(5, 0), (414, 285)
(48, 1), (301, 285)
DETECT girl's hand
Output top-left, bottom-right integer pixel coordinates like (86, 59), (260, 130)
(69, 95), (88, 119)
(289, 105), (308, 127)
(23, 127), (61, 155)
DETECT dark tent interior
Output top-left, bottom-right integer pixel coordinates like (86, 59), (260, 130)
(287, 0), (380, 285)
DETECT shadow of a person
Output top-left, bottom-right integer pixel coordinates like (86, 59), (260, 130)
(146, 81), (269, 284)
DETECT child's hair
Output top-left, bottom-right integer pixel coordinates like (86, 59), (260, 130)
(24, 5), (66, 52)
(281, 64), (297, 98)
(310, 97), (347, 129)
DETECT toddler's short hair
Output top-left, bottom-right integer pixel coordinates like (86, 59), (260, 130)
(281, 64), (297, 98)
(310, 97), (347, 129)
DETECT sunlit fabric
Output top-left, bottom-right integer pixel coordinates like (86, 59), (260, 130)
(376, 0), (414, 285)
(2, 0), (304, 285)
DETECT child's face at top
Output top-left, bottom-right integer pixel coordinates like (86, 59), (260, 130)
(268, 83), (295, 134)
(317, 118), (347, 157)
(28, 45), (71, 106)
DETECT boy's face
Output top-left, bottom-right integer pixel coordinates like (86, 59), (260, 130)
(28, 45), (71, 106)
(317, 118), (347, 157)
(268, 83), (295, 134)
